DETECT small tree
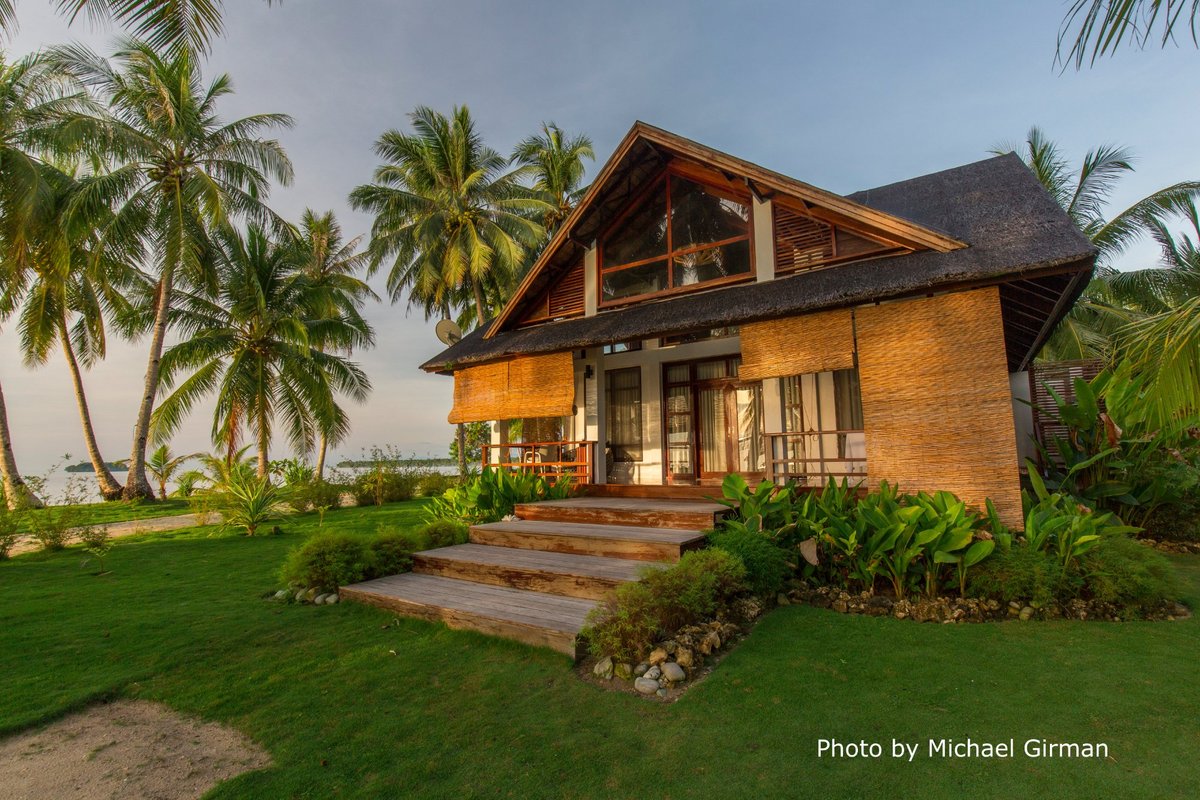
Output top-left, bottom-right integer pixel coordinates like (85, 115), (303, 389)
(79, 525), (113, 575)
(449, 422), (490, 474)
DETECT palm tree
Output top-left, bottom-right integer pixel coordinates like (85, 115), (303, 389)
(0, 1), (279, 55)
(0, 51), (96, 509)
(145, 443), (197, 499)
(995, 126), (1200, 359)
(7, 164), (138, 500)
(56, 39), (293, 499)
(512, 122), (594, 232)
(291, 209), (376, 479)
(151, 224), (371, 477)
(1059, 0), (1199, 69)
(349, 105), (549, 328)
(1098, 200), (1200, 427)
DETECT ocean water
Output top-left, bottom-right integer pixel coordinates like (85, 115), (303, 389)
(27, 464), (457, 505)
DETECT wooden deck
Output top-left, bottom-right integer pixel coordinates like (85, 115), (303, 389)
(514, 496), (726, 530)
(340, 495), (719, 658)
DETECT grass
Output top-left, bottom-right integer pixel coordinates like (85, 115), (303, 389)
(2, 500), (1198, 799)
(15, 498), (193, 533)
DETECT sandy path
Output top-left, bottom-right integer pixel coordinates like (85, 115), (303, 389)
(0, 699), (269, 800)
(9, 512), (222, 558)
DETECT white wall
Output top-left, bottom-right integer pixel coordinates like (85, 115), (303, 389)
(1010, 371), (1036, 467)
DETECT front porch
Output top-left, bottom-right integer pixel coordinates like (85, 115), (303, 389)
(480, 331), (868, 490)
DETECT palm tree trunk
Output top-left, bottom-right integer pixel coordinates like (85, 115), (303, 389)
(315, 433), (328, 480)
(125, 272), (173, 500)
(257, 404), (269, 478)
(0, 377), (43, 510)
(58, 316), (123, 501)
(472, 279), (488, 327)
(456, 423), (467, 478)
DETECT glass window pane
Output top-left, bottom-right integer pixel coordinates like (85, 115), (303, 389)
(672, 240), (751, 288)
(666, 386), (693, 475)
(605, 367), (642, 462)
(695, 359), (727, 380)
(735, 384), (765, 473)
(665, 364), (690, 384)
(670, 176), (750, 249)
(602, 180), (668, 268)
(602, 260), (668, 302)
(699, 386), (726, 474)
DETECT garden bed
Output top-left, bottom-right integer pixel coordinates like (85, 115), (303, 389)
(787, 585), (1191, 623)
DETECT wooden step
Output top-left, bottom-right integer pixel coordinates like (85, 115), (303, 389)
(584, 483), (723, 500)
(470, 519), (708, 562)
(339, 573), (596, 658)
(514, 497), (726, 530)
(412, 543), (659, 600)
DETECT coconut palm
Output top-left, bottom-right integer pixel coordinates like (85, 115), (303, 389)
(145, 443), (197, 499)
(0, 51), (97, 509)
(6, 164), (139, 500)
(995, 126), (1200, 359)
(0, 0), (280, 55)
(151, 224), (371, 477)
(349, 105), (549, 328)
(1099, 200), (1200, 428)
(291, 209), (376, 479)
(55, 39), (293, 499)
(512, 122), (594, 232)
(1059, 0), (1199, 69)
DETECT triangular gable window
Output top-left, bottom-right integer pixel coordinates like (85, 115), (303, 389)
(599, 172), (752, 305)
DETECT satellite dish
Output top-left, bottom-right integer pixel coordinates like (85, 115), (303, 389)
(435, 318), (463, 346)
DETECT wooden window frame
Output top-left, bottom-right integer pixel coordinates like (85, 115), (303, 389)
(597, 166), (756, 309)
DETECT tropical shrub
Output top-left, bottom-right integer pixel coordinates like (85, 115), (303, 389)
(216, 467), (286, 536)
(280, 529), (425, 593)
(26, 506), (80, 551)
(280, 533), (374, 592)
(967, 543), (1070, 607)
(582, 581), (660, 662)
(1025, 463), (1139, 578)
(416, 471), (457, 497)
(1032, 370), (1200, 528)
(0, 493), (22, 559)
(426, 467), (573, 524)
(370, 531), (418, 576)
(348, 446), (426, 506)
(708, 527), (790, 597)
(583, 549), (747, 661)
(1079, 534), (1182, 616)
(419, 520), (469, 549)
(79, 525), (114, 575)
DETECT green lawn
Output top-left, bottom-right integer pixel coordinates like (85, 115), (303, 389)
(15, 497), (193, 533)
(2, 500), (1198, 799)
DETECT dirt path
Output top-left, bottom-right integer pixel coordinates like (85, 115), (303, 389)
(9, 512), (222, 557)
(0, 699), (269, 800)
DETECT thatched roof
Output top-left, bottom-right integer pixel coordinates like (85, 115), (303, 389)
(422, 150), (1095, 374)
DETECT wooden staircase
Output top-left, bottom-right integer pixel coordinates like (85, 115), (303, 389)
(340, 497), (722, 658)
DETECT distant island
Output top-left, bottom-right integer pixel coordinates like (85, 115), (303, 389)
(65, 461), (129, 473)
(336, 457), (454, 468)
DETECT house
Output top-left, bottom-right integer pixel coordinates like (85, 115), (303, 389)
(422, 122), (1095, 528)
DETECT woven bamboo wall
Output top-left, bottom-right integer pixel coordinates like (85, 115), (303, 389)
(739, 308), (855, 380)
(856, 287), (1023, 526)
(448, 351), (575, 424)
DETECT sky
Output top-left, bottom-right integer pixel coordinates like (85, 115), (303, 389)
(2, 0), (1199, 473)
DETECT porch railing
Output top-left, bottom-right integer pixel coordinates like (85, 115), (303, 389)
(481, 440), (596, 485)
(766, 430), (867, 486)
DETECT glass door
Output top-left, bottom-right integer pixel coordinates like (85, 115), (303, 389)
(662, 356), (765, 483)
